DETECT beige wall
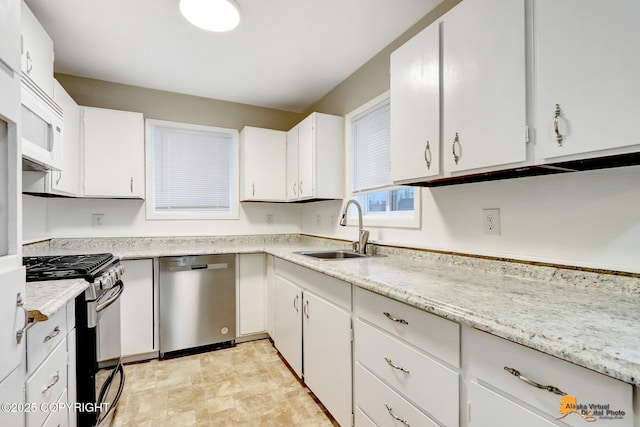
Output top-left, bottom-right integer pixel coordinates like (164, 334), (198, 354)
(55, 74), (304, 131)
(305, 0), (461, 117)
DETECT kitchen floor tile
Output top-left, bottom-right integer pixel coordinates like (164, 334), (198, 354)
(100, 339), (339, 426)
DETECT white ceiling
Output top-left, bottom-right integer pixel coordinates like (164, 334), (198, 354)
(25, 0), (440, 112)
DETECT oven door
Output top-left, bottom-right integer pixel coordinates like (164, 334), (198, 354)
(94, 280), (125, 425)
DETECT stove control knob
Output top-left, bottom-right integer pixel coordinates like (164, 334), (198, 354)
(101, 275), (113, 289)
(117, 265), (125, 277)
(108, 268), (118, 281)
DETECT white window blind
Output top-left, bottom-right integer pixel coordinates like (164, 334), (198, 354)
(152, 126), (232, 212)
(352, 101), (391, 193)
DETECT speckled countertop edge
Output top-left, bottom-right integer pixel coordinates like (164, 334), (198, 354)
(24, 234), (640, 386)
(25, 279), (88, 322)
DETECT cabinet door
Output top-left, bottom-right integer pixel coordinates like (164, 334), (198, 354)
(302, 292), (352, 427)
(265, 255), (275, 338)
(273, 274), (302, 378)
(0, 267), (26, 382)
(469, 381), (557, 427)
(442, 0), (526, 174)
(237, 253), (265, 336)
(51, 80), (82, 196)
(0, 365), (25, 427)
(20, 1), (54, 98)
(391, 22), (440, 183)
(0, 0), (20, 73)
(82, 107), (144, 198)
(66, 328), (77, 427)
(534, 0), (640, 161)
(120, 259), (154, 357)
(296, 115), (314, 200)
(240, 127), (286, 201)
(286, 126), (299, 201)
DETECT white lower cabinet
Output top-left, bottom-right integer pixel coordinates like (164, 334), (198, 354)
(464, 327), (634, 427)
(120, 259), (155, 359)
(0, 365), (26, 427)
(273, 273), (303, 378)
(354, 287), (460, 426)
(273, 259), (352, 427)
(237, 253), (266, 337)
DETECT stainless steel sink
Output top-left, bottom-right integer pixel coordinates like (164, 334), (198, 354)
(296, 250), (369, 260)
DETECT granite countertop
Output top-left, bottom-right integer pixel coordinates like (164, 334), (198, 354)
(25, 278), (88, 322)
(24, 235), (640, 386)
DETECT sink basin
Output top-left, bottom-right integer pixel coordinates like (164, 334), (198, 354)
(296, 250), (369, 260)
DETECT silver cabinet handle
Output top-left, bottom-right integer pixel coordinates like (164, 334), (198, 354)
(252, 182), (255, 196)
(293, 182), (297, 196)
(383, 312), (408, 325)
(56, 171), (62, 185)
(16, 293), (28, 344)
(424, 141), (432, 169)
(26, 51), (33, 74)
(504, 366), (566, 396)
(385, 403), (410, 426)
(42, 371), (60, 394)
(452, 132), (461, 165)
(43, 326), (61, 343)
(130, 177), (134, 193)
(384, 357), (410, 374)
(303, 300), (309, 319)
(293, 294), (299, 312)
(553, 104), (563, 146)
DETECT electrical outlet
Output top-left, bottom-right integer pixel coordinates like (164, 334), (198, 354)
(266, 214), (274, 225)
(92, 213), (104, 228)
(483, 208), (500, 235)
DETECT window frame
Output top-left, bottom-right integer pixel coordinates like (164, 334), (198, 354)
(345, 91), (421, 229)
(145, 119), (239, 220)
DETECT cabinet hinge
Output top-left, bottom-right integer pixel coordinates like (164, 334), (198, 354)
(525, 125), (530, 144)
(352, 412), (355, 427)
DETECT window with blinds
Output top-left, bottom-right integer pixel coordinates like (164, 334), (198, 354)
(146, 120), (238, 219)
(347, 93), (420, 228)
(351, 101), (391, 193)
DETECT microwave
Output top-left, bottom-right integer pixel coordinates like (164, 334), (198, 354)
(21, 74), (63, 170)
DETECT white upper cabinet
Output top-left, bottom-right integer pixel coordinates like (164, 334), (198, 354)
(82, 106), (145, 198)
(0, 0), (21, 73)
(442, 0), (527, 175)
(240, 126), (286, 202)
(286, 112), (344, 202)
(51, 80), (81, 196)
(20, 0), (54, 98)
(533, 0), (640, 162)
(390, 22), (440, 184)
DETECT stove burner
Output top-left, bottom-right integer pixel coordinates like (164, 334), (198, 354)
(23, 253), (116, 282)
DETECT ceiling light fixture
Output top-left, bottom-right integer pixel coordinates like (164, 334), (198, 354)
(179, 0), (240, 32)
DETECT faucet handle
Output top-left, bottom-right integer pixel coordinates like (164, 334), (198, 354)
(352, 241), (359, 252)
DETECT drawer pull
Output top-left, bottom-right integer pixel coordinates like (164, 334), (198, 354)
(385, 403), (410, 426)
(42, 371), (60, 394)
(384, 357), (410, 374)
(383, 312), (408, 325)
(504, 366), (566, 396)
(43, 326), (61, 343)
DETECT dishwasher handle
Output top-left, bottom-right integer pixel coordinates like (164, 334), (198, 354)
(169, 263), (229, 272)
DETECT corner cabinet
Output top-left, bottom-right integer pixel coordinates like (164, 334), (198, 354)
(533, 0), (640, 162)
(273, 259), (352, 427)
(286, 112), (344, 201)
(81, 106), (145, 198)
(239, 127), (287, 202)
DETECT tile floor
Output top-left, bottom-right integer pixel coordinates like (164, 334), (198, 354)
(101, 339), (338, 427)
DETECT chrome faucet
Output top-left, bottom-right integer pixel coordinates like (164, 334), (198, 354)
(339, 199), (370, 254)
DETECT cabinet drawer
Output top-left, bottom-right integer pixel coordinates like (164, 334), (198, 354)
(355, 320), (459, 426)
(26, 339), (67, 427)
(355, 363), (439, 427)
(42, 389), (69, 427)
(275, 258), (351, 310)
(27, 308), (67, 372)
(355, 287), (460, 367)
(465, 328), (634, 427)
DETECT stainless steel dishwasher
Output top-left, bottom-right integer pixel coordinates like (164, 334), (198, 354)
(159, 254), (236, 357)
